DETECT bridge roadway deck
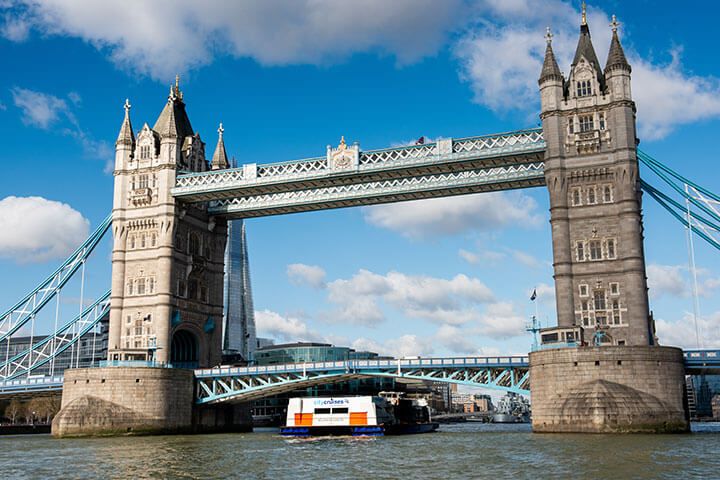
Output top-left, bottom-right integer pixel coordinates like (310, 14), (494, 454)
(171, 129), (546, 218)
(1, 350), (717, 399)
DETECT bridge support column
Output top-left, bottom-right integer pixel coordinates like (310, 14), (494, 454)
(529, 346), (689, 433)
(51, 367), (251, 437)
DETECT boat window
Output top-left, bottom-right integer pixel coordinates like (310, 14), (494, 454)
(314, 408), (331, 414)
(332, 408), (349, 414)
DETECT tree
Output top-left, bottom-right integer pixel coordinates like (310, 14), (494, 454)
(5, 399), (22, 424)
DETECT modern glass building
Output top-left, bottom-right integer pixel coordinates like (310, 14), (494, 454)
(253, 342), (388, 366)
(222, 220), (256, 362)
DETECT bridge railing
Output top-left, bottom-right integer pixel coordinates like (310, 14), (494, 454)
(194, 356), (529, 378)
(173, 128), (546, 194)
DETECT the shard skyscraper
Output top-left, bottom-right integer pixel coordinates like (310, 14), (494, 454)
(222, 220), (257, 362)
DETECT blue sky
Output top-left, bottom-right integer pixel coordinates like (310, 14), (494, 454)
(1, 0), (720, 358)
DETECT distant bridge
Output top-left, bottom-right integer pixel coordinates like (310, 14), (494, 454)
(3, 350), (718, 401)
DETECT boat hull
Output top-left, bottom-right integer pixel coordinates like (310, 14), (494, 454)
(280, 423), (439, 437)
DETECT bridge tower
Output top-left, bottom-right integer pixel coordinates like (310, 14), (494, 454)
(53, 82), (252, 438)
(530, 11), (688, 433)
(540, 15), (652, 346)
(108, 80), (227, 368)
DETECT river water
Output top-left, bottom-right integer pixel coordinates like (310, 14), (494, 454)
(2, 423), (719, 479)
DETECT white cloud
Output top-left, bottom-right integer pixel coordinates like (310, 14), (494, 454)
(453, 0), (720, 140)
(655, 311), (720, 349)
(11, 87), (69, 129)
(4, 0), (464, 79)
(647, 264), (687, 299)
(10, 87), (112, 170)
(434, 324), (480, 354)
(363, 191), (542, 239)
(287, 263), (326, 289)
(325, 269), (496, 327)
(0, 12), (29, 41)
(352, 334), (435, 358)
(473, 302), (526, 339)
(510, 249), (543, 269)
(458, 248), (507, 265)
(255, 309), (323, 343)
(0, 196), (90, 263)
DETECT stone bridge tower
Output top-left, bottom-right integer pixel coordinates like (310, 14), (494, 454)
(530, 10), (688, 433)
(539, 12), (653, 346)
(108, 80), (228, 368)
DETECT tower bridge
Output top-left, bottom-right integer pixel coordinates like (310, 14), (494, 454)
(3, 9), (717, 435)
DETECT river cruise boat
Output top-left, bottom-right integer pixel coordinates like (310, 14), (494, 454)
(280, 394), (439, 437)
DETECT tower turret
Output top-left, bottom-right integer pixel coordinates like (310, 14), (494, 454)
(605, 15), (632, 103)
(539, 28), (564, 113)
(211, 123), (230, 170)
(114, 99), (135, 171)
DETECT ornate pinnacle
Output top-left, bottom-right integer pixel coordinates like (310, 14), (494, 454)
(610, 14), (620, 33)
(175, 74), (180, 90)
(581, 1), (587, 26)
(545, 27), (554, 45)
(218, 122), (224, 139)
(338, 136), (346, 150)
(123, 98), (131, 113)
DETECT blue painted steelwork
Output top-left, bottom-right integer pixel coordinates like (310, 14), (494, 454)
(3, 349), (720, 398)
(0, 215), (111, 343)
(684, 350), (720, 373)
(0, 376), (64, 395)
(0, 291), (110, 380)
(172, 129), (547, 218)
(194, 356), (531, 404)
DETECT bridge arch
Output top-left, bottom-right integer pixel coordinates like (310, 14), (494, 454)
(171, 328), (199, 368)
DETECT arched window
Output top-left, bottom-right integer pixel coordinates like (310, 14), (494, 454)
(576, 80), (592, 97)
(151, 233), (157, 247)
(189, 233), (201, 256)
(141, 234), (146, 248)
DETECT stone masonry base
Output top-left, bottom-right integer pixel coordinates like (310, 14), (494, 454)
(51, 367), (251, 438)
(529, 346), (689, 433)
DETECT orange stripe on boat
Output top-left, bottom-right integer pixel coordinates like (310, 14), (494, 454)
(294, 413), (313, 426)
(349, 412), (367, 425)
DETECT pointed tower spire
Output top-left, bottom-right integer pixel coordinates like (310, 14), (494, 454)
(539, 27), (563, 84)
(605, 15), (631, 73)
(571, 2), (605, 90)
(211, 122), (229, 170)
(116, 98), (135, 147)
(153, 74), (193, 138)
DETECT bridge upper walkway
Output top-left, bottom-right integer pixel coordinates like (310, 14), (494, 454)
(172, 129), (546, 218)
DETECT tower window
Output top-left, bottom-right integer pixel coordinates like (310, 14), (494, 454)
(137, 279), (146, 295)
(607, 239), (616, 259)
(599, 112), (606, 130)
(589, 240), (602, 260)
(577, 80), (593, 97)
(571, 187), (582, 206)
(189, 233), (201, 256)
(603, 185), (613, 203)
(568, 118), (575, 134)
(587, 186), (597, 204)
(579, 115), (594, 132)
(138, 175), (149, 189)
(127, 281), (133, 296)
(593, 290), (606, 311)
(576, 241), (585, 261)
(610, 282), (620, 295)
(579, 284), (589, 297)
